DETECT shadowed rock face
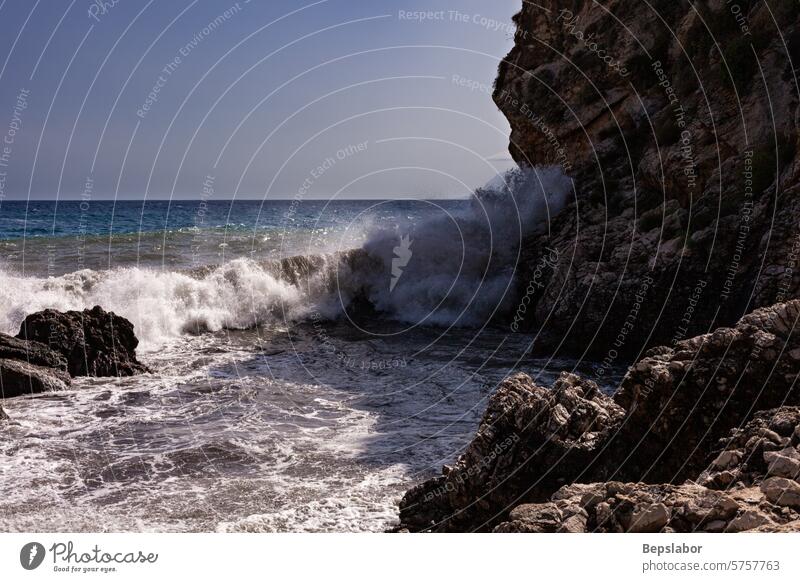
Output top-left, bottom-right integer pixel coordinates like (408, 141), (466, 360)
(608, 300), (800, 483)
(0, 359), (71, 399)
(17, 306), (149, 378)
(494, 0), (800, 358)
(0, 333), (71, 400)
(398, 372), (624, 532)
(396, 301), (800, 532)
(495, 407), (800, 533)
(0, 333), (69, 372)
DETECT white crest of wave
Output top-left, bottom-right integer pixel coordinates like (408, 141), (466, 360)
(0, 167), (571, 348)
(0, 259), (316, 350)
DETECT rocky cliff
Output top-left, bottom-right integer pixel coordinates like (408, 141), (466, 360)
(395, 1), (800, 531)
(494, 0), (800, 359)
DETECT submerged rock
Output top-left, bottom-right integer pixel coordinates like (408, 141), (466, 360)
(17, 306), (149, 377)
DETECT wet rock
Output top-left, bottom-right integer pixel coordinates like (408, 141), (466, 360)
(0, 333), (69, 372)
(17, 306), (149, 377)
(398, 372), (623, 531)
(0, 358), (71, 398)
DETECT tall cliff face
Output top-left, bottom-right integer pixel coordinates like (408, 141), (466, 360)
(494, 0), (800, 359)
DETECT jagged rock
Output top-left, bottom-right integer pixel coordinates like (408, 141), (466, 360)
(0, 404), (7, 420)
(761, 478), (800, 509)
(699, 407), (800, 488)
(725, 510), (774, 533)
(17, 306), (148, 377)
(0, 333), (69, 372)
(398, 372), (623, 531)
(494, 482), (745, 533)
(610, 301), (800, 482)
(0, 359), (71, 398)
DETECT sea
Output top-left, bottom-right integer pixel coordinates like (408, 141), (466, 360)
(0, 170), (620, 532)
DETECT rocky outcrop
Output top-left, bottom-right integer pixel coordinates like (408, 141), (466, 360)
(495, 407), (800, 533)
(0, 359), (71, 399)
(0, 333), (69, 371)
(495, 0), (800, 357)
(398, 372), (624, 531)
(608, 300), (800, 482)
(397, 300), (800, 531)
(0, 332), (71, 398)
(17, 306), (149, 377)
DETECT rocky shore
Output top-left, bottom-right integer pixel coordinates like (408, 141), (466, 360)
(396, 302), (800, 532)
(0, 306), (147, 407)
(396, 0), (800, 532)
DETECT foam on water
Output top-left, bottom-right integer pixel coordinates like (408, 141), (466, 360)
(0, 168), (583, 532)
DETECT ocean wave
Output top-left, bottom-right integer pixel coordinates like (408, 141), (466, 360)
(0, 167), (571, 349)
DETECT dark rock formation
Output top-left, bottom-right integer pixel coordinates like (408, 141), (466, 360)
(0, 333), (72, 398)
(397, 300), (800, 531)
(495, 407), (800, 533)
(398, 372), (623, 532)
(17, 306), (149, 377)
(0, 332), (69, 372)
(608, 300), (800, 483)
(494, 0), (800, 358)
(0, 359), (71, 399)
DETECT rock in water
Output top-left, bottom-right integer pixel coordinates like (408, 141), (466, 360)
(0, 332), (69, 371)
(0, 333), (71, 398)
(0, 359), (71, 398)
(17, 306), (149, 377)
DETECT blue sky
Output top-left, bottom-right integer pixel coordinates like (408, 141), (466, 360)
(0, 0), (520, 200)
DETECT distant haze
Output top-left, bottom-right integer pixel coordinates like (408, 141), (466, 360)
(0, 0), (519, 200)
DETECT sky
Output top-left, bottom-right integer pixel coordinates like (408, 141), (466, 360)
(0, 0), (521, 200)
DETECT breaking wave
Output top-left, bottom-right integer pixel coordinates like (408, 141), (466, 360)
(0, 167), (571, 349)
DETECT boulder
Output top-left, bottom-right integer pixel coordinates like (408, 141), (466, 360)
(17, 306), (149, 377)
(0, 358), (71, 398)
